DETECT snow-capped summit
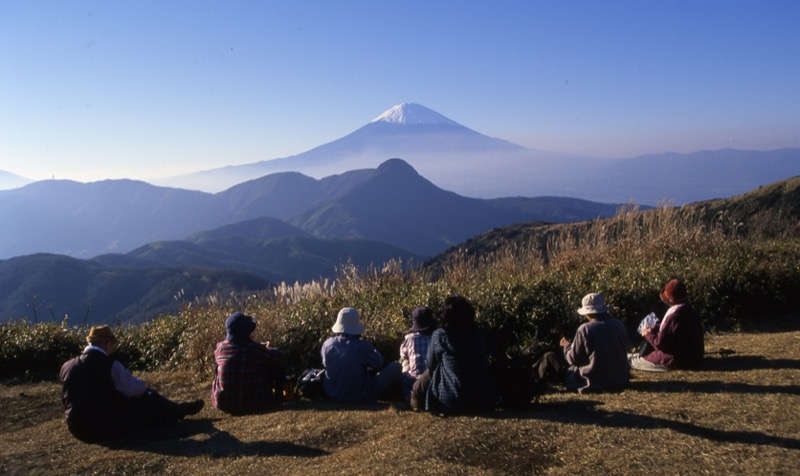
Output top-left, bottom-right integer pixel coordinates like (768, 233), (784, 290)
(370, 102), (459, 126)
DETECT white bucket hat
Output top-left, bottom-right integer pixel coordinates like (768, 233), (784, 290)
(331, 307), (365, 335)
(577, 293), (609, 315)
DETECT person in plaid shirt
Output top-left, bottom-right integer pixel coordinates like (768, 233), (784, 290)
(212, 312), (286, 414)
(399, 306), (437, 401)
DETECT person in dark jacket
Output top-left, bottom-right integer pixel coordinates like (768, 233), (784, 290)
(60, 325), (204, 443)
(630, 279), (705, 372)
(411, 295), (495, 415)
(533, 293), (631, 393)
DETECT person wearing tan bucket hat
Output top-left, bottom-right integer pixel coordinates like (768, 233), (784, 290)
(630, 279), (705, 372)
(320, 307), (402, 403)
(59, 325), (204, 443)
(533, 293), (631, 394)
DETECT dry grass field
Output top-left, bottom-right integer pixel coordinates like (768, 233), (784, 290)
(1, 328), (798, 476)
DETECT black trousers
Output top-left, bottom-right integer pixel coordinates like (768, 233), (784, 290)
(67, 389), (184, 443)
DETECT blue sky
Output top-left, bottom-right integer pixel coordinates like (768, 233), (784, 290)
(1, 1), (798, 182)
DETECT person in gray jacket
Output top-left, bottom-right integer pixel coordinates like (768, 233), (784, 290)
(534, 293), (630, 393)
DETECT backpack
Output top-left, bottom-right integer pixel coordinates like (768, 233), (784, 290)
(295, 368), (327, 400)
(494, 359), (541, 410)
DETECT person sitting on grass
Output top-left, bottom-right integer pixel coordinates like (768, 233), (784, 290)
(399, 306), (437, 402)
(321, 307), (403, 403)
(533, 293), (630, 394)
(60, 325), (204, 443)
(630, 279), (705, 372)
(411, 295), (496, 415)
(212, 312), (287, 414)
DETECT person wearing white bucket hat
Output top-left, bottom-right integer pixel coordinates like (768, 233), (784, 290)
(331, 307), (365, 335)
(321, 307), (402, 403)
(533, 293), (630, 393)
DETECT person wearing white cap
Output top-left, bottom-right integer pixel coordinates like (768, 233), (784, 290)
(533, 293), (631, 393)
(321, 307), (402, 403)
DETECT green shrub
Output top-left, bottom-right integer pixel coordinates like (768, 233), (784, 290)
(0, 319), (84, 380)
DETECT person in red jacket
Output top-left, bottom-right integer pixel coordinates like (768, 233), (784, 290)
(630, 279), (705, 372)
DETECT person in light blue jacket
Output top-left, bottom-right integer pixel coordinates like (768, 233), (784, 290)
(321, 307), (402, 403)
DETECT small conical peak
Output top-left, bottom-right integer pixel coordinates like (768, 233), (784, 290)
(370, 103), (459, 126)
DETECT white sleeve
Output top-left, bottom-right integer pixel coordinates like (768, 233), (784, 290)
(110, 361), (148, 397)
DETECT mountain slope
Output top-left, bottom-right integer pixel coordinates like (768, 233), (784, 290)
(0, 253), (269, 324)
(0, 170), (32, 191)
(423, 175), (800, 274)
(0, 180), (220, 258)
(125, 217), (426, 283)
(288, 159), (623, 255)
(187, 216), (310, 242)
(0, 159), (624, 259)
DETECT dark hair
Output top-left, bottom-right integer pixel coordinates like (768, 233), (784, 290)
(440, 295), (476, 330)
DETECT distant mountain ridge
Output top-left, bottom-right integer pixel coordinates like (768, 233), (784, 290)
(121, 215), (427, 283)
(155, 103), (569, 196)
(0, 179), (220, 257)
(0, 159), (625, 259)
(0, 159), (628, 323)
(2, 175), (795, 325)
(0, 253), (269, 324)
(0, 170), (31, 191)
(4, 103), (797, 202)
(155, 103), (800, 204)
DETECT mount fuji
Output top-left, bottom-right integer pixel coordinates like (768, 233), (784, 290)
(156, 103), (595, 198)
